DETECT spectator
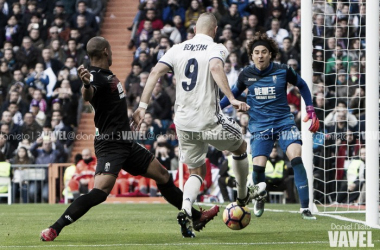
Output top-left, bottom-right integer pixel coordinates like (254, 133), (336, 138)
(29, 27), (44, 50)
(266, 19), (289, 49)
(325, 100), (358, 128)
(10, 146), (34, 203)
(68, 148), (96, 198)
(30, 99), (46, 127)
(161, 21), (182, 45)
(207, 0), (227, 22)
(40, 48), (64, 77)
(147, 82), (172, 127)
(162, 0), (186, 24)
(136, 20), (154, 47)
(288, 24), (300, 53)
(0, 15), (23, 47)
(184, 0), (204, 29)
(154, 135), (172, 170)
(217, 3), (241, 39)
(70, 0), (99, 33)
(1, 90), (29, 116)
(65, 39), (89, 67)
(76, 14), (97, 47)
(78, 0), (103, 23)
(15, 36), (40, 70)
(7, 101), (23, 126)
(51, 110), (74, 150)
(126, 71), (148, 109)
(125, 62), (142, 91)
(136, 121), (155, 150)
(25, 63), (49, 94)
(48, 39), (66, 63)
(264, 6), (288, 30)
(50, 14), (71, 43)
(1, 48), (16, 72)
(138, 9), (164, 34)
(0, 61), (12, 99)
(165, 75), (176, 106)
(151, 36), (171, 64)
(280, 37), (299, 64)
(29, 89), (47, 113)
(335, 147), (365, 204)
(1, 110), (21, 147)
(264, 147), (293, 203)
(134, 40), (150, 60)
(224, 59), (238, 88)
(0, 132), (15, 161)
(20, 112), (42, 143)
(30, 135), (65, 164)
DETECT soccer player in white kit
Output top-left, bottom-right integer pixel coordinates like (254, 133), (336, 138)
(132, 13), (266, 238)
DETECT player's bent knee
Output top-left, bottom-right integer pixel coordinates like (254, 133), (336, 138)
(232, 140), (247, 155)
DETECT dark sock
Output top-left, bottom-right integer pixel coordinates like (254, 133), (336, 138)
(157, 176), (201, 220)
(252, 165), (266, 185)
(51, 188), (108, 234)
(291, 157), (309, 208)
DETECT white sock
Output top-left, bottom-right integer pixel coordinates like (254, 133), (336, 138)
(182, 174), (203, 216)
(232, 154), (248, 200)
(300, 208), (309, 212)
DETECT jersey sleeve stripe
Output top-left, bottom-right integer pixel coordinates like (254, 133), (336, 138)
(158, 61), (174, 73)
(209, 57), (224, 64)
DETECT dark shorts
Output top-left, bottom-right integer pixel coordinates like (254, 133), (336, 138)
(251, 124), (302, 158)
(95, 142), (154, 177)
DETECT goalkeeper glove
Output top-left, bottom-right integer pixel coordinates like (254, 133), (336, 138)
(303, 105), (320, 133)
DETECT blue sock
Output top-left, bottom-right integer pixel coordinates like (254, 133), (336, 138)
(252, 165), (265, 185)
(291, 157), (309, 208)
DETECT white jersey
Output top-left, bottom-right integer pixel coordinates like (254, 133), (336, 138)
(159, 34), (228, 132)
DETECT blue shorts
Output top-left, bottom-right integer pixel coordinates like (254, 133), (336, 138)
(250, 124), (302, 158)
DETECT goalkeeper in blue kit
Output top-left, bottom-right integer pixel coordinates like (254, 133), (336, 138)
(220, 32), (319, 219)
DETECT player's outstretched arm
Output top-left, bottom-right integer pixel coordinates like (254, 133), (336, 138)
(132, 63), (170, 130)
(78, 65), (94, 102)
(210, 58), (249, 112)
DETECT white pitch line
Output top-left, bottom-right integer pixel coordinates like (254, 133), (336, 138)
(0, 241), (331, 248)
(264, 208), (380, 229)
(197, 203), (380, 229)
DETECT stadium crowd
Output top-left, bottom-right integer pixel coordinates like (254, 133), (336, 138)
(0, 0), (107, 203)
(0, 0), (369, 205)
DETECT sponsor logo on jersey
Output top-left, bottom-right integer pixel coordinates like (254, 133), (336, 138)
(105, 162), (110, 172)
(254, 87), (276, 99)
(248, 78), (257, 81)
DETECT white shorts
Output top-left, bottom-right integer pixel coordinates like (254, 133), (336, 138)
(177, 116), (244, 169)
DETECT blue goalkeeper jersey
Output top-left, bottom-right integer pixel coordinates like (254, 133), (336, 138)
(226, 62), (312, 133)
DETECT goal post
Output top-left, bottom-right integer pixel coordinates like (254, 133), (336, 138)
(300, 0), (317, 213)
(365, 0), (379, 227)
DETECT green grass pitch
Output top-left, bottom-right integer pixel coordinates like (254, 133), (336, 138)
(0, 203), (379, 249)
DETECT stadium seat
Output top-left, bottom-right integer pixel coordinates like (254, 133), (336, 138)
(0, 177), (12, 205)
(269, 191), (286, 204)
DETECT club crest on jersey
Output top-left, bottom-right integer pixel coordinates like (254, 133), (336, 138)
(105, 162), (110, 172)
(272, 75), (277, 84)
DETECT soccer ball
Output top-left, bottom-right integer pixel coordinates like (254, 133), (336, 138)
(223, 202), (251, 230)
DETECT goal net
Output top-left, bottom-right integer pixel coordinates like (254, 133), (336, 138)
(309, 0), (376, 214)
